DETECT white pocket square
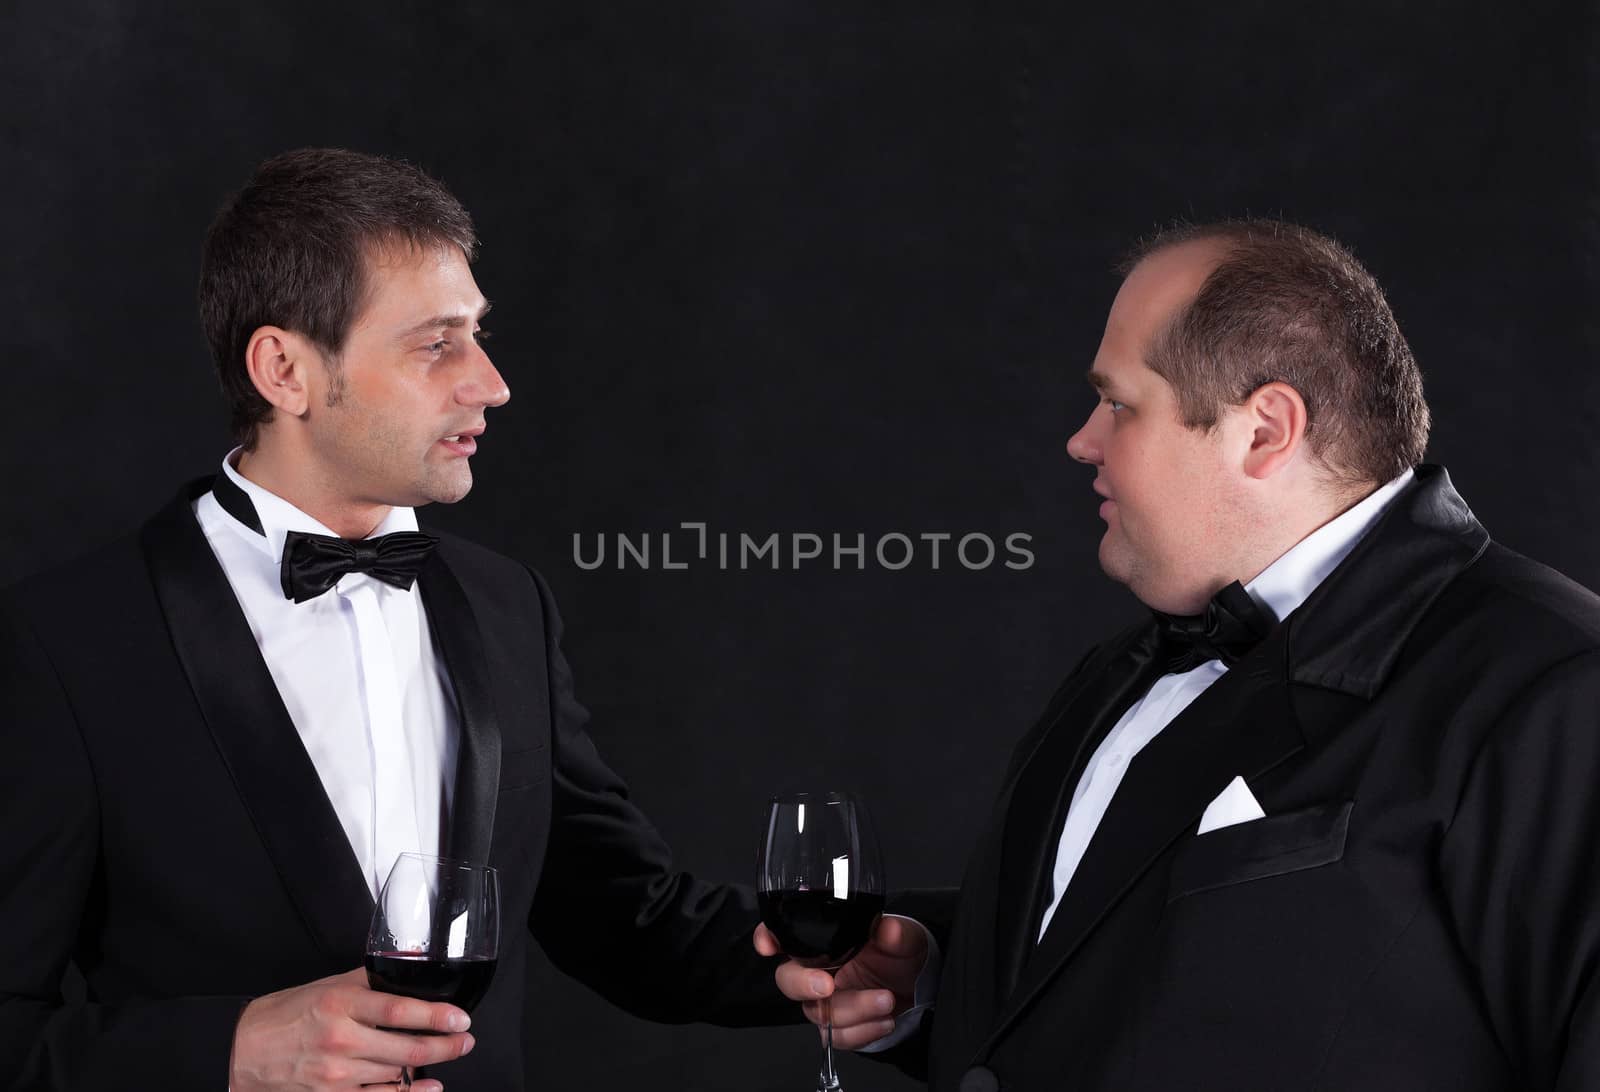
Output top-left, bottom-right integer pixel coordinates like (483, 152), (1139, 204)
(1197, 775), (1266, 835)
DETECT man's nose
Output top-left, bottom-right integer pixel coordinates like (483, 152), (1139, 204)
(458, 345), (511, 408)
(1066, 409), (1102, 465)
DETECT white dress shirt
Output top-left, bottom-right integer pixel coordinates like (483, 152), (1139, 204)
(1036, 469), (1413, 937)
(193, 451), (460, 898)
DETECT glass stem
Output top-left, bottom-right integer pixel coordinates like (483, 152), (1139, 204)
(818, 995), (841, 1091)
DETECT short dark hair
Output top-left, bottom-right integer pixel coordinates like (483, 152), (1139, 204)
(1120, 218), (1429, 487)
(198, 148), (478, 449)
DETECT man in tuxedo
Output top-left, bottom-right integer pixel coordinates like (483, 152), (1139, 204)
(761, 220), (1600, 1089)
(0, 148), (788, 1090)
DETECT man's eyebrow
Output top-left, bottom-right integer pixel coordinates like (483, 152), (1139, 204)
(396, 301), (493, 341)
(1086, 369), (1116, 394)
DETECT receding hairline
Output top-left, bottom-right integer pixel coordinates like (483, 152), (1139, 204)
(1112, 216), (1429, 488)
(1115, 218), (1303, 278)
(1111, 234), (1238, 374)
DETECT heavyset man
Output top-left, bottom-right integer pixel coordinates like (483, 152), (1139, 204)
(764, 220), (1600, 1091)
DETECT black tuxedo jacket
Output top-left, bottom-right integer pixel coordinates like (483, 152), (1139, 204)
(897, 465), (1600, 1091)
(0, 480), (789, 1090)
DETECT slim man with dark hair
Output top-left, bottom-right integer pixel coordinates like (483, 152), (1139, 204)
(0, 148), (788, 1090)
(761, 220), (1600, 1090)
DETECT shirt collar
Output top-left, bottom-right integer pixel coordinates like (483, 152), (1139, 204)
(217, 447), (420, 566)
(1245, 468), (1415, 623)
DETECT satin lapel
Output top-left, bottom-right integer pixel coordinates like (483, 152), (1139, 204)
(984, 644), (1304, 1052)
(141, 481), (373, 959)
(417, 548), (501, 867)
(992, 628), (1165, 1001)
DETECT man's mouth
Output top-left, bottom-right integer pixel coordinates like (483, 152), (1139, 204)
(1093, 484), (1115, 520)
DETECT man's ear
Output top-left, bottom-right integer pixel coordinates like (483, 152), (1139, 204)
(1239, 381), (1309, 479)
(243, 326), (312, 417)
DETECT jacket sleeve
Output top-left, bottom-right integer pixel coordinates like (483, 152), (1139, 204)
(522, 569), (798, 1028)
(0, 598), (246, 1091)
(1438, 650), (1600, 1091)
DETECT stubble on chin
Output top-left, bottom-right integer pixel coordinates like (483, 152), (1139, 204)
(421, 462), (475, 506)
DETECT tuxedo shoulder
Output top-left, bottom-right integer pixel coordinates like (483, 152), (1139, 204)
(1449, 540), (1600, 648)
(1, 528), (148, 619)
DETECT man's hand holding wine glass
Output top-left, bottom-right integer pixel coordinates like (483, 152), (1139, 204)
(755, 791), (933, 1088)
(228, 968), (474, 1091)
(754, 913), (930, 1050)
(230, 852), (497, 1090)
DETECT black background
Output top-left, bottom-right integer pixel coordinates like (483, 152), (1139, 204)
(4, 2), (1596, 1089)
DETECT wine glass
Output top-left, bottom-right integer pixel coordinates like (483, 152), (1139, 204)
(365, 853), (501, 1088)
(758, 791), (885, 1092)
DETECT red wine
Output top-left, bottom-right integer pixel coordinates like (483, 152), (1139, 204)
(759, 889), (885, 969)
(365, 952), (498, 1013)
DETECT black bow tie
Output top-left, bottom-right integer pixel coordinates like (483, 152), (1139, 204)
(1151, 581), (1277, 675)
(279, 529), (439, 603)
(209, 467), (438, 603)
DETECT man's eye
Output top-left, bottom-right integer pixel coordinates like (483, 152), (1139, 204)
(1104, 398), (1126, 413)
(427, 339), (448, 353)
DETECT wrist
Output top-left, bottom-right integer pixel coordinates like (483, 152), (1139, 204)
(228, 997), (256, 1090)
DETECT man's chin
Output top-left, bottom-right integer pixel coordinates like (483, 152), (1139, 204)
(1097, 535), (1132, 586)
(420, 467), (475, 506)
(1099, 541), (1171, 609)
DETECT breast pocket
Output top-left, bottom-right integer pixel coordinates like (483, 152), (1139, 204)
(498, 745), (547, 793)
(1167, 800), (1352, 902)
